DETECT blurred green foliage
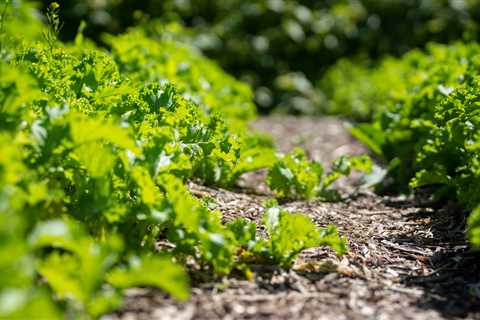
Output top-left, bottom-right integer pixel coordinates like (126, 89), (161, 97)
(39, 0), (480, 113)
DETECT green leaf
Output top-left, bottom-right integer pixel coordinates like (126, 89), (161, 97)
(348, 124), (385, 159)
(75, 142), (116, 177)
(267, 148), (323, 199)
(108, 255), (189, 301)
(69, 113), (140, 154)
(468, 206), (480, 249)
(227, 218), (257, 248)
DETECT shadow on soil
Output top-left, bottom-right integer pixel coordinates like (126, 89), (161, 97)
(407, 249), (480, 318)
(384, 197), (480, 318)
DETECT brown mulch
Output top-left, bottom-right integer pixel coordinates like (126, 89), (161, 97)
(106, 116), (480, 320)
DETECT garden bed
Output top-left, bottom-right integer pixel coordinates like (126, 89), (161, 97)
(110, 117), (480, 320)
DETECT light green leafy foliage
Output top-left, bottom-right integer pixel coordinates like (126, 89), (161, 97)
(325, 42), (480, 190)
(260, 202), (347, 267)
(105, 28), (275, 186)
(322, 41), (480, 247)
(0, 135), (61, 320)
(226, 202), (347, 268)
(320, 58), (407, 120)
(267, 148), (323, 200)
(51, 0), (480, 113)
(267, 148), (372, 200)
(0, 0), (43, 47)
(30, 218), (189, 317)
(468, 207), (480, 249)
(105, 28), (256, 131)
(107, 255), (189, 301)
(0, 3), (347, 318)
(0, 47), (191, 316)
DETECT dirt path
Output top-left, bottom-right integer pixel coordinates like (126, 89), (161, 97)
(108, 116), (480, 320)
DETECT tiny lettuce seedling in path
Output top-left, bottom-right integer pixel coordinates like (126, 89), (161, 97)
(228, 201), (347, 268)
(257, 201), (347, 268)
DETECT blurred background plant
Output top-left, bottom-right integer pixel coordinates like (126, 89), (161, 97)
(37, 0), (480, 114)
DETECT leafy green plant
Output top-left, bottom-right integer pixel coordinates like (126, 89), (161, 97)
(267, 148), (372, 200)
(30, 218), (189, 317)
(227, 201), (347, 268)
(322, 41), (480, 248)
(258, 202), (347, 267)
(267, 148), (323, 200)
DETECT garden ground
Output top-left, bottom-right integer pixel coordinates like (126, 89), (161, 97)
(108, 116), (480, 320)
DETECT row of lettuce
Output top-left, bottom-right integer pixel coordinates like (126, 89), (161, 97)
(0, 4), (356, 319)
(322, 41), (480, 247)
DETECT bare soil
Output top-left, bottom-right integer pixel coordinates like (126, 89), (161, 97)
(106, 116), (480, 320)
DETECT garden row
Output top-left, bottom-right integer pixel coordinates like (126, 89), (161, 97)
(0, 3), (366, 318)
(321, 41), (480, 247)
